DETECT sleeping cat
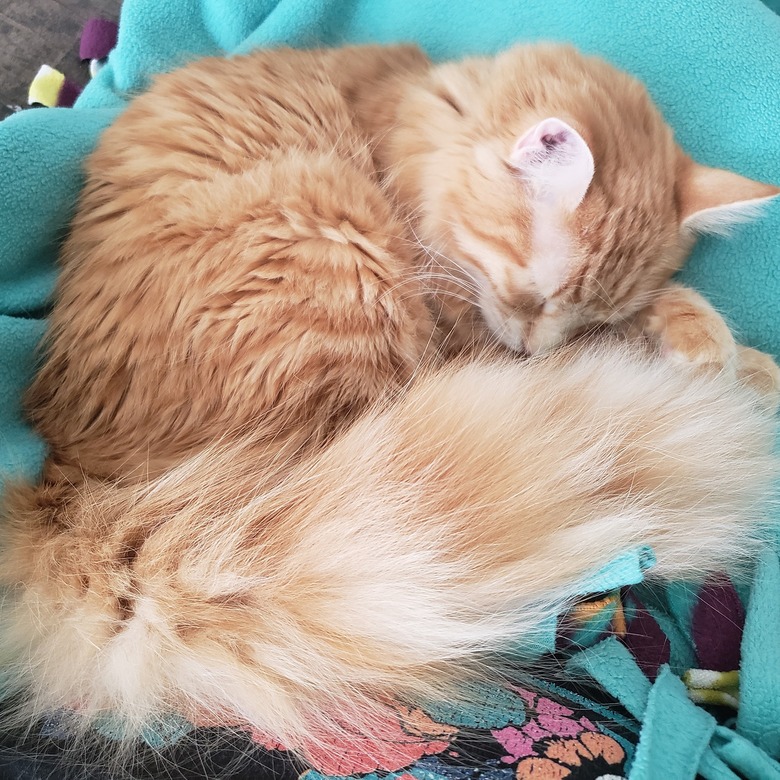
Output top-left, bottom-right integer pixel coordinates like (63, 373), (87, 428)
(355, 44), (780, 365)
(0, 43), (778, 760)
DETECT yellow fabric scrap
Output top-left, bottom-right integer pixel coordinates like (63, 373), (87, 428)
(28, 64), (65, 107)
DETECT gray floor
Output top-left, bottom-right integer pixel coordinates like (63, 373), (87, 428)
(1, 0), (122, 120)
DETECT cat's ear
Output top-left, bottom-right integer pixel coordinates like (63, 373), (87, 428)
(678, 161), (780, 236)
(509, 118), (594, 211)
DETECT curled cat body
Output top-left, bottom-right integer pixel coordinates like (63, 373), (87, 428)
(1, 43), (779, 759)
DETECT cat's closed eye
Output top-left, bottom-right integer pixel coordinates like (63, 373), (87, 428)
(435, 89), (465, 116)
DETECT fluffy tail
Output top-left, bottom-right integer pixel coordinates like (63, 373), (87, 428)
(0, 343), (776, 757)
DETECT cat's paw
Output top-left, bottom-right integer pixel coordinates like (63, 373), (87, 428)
(640, 285), (737, 376)
(736, 346), (780, 412)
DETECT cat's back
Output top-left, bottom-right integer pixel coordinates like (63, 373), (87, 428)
(30, 45), (435, 481)
(95, 49), (365, 184)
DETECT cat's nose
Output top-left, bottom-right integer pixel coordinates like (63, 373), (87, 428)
(525, 321), (569, 356)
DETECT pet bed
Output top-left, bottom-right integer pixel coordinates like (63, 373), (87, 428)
(1, 1), (780, 778)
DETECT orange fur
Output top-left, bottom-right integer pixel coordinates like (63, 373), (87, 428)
(1, 43), (778, 758)
(29, 47), (435, 481)
(360, 45), (780, 358)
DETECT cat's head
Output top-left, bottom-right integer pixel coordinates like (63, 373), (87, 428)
(394, 44), (780, 354)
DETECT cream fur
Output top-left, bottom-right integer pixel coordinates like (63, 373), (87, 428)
(1, 343), (776, 758)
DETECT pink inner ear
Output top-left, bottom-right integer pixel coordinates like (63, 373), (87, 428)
(509, 117), (595, 211)
(511, 118), (573, 163)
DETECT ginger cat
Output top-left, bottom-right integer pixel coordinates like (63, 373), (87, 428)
(0, 44), (778, 761)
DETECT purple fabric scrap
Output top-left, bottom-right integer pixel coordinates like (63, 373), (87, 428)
(622, 599), (670, 680)
(692, 580), (745, 672)
(79, 18), (119, 61)
(56, 79), (82, 108)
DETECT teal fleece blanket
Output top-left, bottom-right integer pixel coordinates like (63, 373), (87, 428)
(1, 1), (780, 778)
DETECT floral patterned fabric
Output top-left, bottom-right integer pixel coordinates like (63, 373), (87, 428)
(3, 574), (773, 779)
